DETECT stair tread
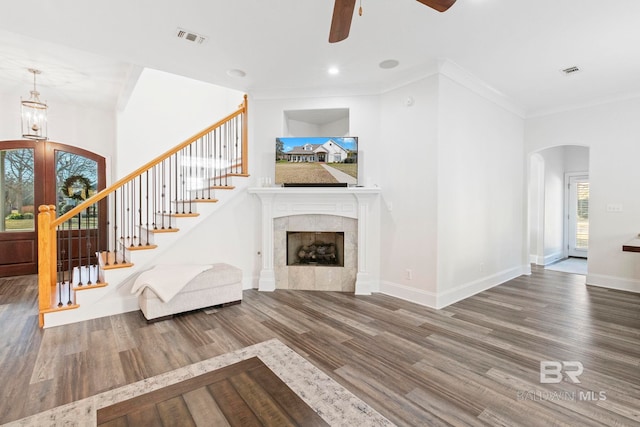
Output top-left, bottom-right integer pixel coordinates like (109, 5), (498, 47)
(102, 262), (134, 270)
(125, 244), (159, 251)
(41, 303), (80, 314)
(98, 251), (134, 269)
(183, 198), (219, 203)
(74, 282), (108, 291)
(151, 227), (180, 233)
(190, 185), (234, 191)
(169, 213), (200, 217)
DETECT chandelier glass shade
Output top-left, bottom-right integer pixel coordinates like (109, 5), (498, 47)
(21, 68), (48, 141)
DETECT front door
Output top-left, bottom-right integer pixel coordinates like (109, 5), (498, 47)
(0, 140), (105, 277)
(0, 141), (44, 276)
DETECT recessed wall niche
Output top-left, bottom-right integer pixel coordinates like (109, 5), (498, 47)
(283, 108), (349, 137)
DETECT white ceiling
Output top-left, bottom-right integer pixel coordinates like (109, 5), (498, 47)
(1, 0), (640, 116)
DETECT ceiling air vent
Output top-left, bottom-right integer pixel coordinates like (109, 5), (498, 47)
(562, 66), (581, 75)
(176, 28), (207, 44)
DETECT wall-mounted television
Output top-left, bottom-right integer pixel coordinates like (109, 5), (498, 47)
(275, 137), (358, 186)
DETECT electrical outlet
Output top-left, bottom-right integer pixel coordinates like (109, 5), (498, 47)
(606, 204), (623, 213)
(405, 269), (412, 280)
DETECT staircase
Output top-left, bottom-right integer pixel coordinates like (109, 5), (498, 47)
(37, 96), (249, 328)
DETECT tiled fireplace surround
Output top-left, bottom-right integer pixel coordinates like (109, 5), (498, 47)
(249, 187), (381, 294)
(276, 216), (355, 291)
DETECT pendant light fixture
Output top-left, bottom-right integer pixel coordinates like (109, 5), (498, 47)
(21, 68), (48, 140)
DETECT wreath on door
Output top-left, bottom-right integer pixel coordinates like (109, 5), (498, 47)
(61, 175), (93, 201)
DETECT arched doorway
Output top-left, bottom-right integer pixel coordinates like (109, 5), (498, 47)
(0, 140), (105, 277)
(528, 145), (589, 273)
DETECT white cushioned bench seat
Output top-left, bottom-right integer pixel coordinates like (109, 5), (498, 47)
(138, 263), (242, 321)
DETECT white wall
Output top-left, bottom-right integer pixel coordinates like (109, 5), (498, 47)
(285, 119), (321, 137)
(436, 74), (527, 307)
(0, 87), (116, 165)
(378, 75), (440, 305)
(116, 68), (244, 177)
(540, 146), (566, 263)
(564, 145), (589, 173)
(529, 153), (545, 263)
(526, 98), (640, 293)
(319, 117), (349, 136)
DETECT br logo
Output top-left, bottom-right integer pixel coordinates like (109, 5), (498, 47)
(540, 361), (584, 384)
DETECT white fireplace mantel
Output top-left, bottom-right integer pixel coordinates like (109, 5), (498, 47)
(248, 186), (381, 294)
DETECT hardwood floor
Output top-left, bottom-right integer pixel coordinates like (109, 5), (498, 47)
(0, 268), (639, 426)
(96, 357), (327, 427)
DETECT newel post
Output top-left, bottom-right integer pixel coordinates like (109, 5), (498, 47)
(37, 204), (55, 327)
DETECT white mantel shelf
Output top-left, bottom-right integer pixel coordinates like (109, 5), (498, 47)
(248, 186), (381, 295)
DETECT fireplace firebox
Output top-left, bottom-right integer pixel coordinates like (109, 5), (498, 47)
(286, 231), (344, 267)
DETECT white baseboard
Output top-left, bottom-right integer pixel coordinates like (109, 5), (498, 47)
(586, 273), (640, 294)
(436, 265), (529, 308)
(531, 252), (566, 266)
(379, 281), (437, 308)
(543, 251), (564, 266)
(44, 295), (140, 328)
(378, 264), (529, 310)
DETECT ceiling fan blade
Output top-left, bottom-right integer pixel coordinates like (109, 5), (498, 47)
(329, 0), (357, 43)
(416, 0), (456, 12)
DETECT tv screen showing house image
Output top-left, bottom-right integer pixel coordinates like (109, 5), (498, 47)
(275, 137), (358, 186)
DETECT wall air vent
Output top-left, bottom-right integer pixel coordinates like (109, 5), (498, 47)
(176, 28), (207, 44)
(562, 66), (581, 75)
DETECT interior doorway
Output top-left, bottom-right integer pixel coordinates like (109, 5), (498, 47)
(0, 140), (105, 277)
(528, 145), (590, 270)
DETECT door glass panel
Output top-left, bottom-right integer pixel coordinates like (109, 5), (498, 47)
(575, 181), (589, 250)
(56, 151), (98, 229)
(569, 175), (589, 257)
(0, 148), (35, 232)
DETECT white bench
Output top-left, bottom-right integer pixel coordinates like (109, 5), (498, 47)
(138, 263), (242, 321)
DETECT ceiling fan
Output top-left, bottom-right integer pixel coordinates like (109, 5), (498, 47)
(329, 0), (456, 43)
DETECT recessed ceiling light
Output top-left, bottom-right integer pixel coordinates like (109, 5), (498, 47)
(328, 67), (340, 75)
(227, 69), (246, 78)
(379, 59), (399, 69)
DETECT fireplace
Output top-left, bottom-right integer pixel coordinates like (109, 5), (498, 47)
(287, 231), (344, 266)
(248, 186), (381, 294)
(275, 215), (356, 291)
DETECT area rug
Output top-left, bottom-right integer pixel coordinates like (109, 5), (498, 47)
(3, 339), (394, 426)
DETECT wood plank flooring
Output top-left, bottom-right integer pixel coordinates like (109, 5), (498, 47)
(96, 357), (327, 427)
(0, 267), (639, 426)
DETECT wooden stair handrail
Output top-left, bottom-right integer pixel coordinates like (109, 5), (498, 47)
(52, 95), (248, 228)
